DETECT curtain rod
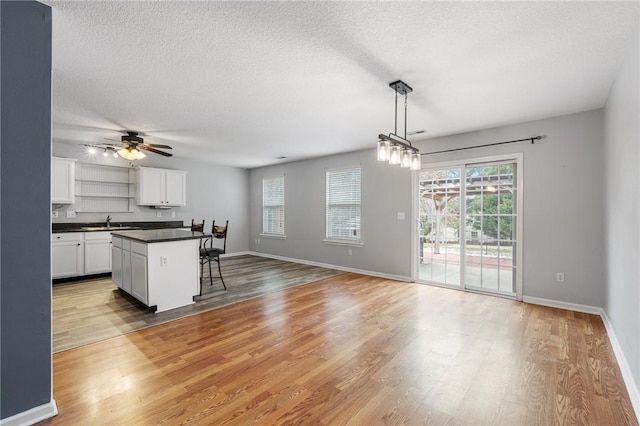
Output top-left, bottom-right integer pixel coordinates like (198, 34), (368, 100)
(421, 135), (545, 156)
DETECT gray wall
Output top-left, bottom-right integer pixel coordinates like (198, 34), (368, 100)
(1, 1), (53, 420)
(604, 21), (640, 396)
(52, 142), (250, 254)
(419, 110), (605, 307)
(249, 150), (413, 278)
(249, 109), (605, 307)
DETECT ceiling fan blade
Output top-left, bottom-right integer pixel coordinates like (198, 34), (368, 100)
(140, 145), (173, 157)
(143, 143), (173, 149)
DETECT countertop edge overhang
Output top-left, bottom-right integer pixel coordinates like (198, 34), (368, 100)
(111, 229), (210, 243)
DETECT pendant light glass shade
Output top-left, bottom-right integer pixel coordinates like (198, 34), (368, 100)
(400, 148), (411, 168)
(377, 140), (390, 161)
(389, 145), (401, 165)
(410, 152), (421, 170)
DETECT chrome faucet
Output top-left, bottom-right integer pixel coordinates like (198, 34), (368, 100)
(106, 215), (112, 227)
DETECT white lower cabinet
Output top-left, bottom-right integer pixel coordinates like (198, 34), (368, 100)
(52, 233), (84, 278)
(84, 232), (112, 274)
(131, 252), (148, 304)
(112, 245), (123, 287)
(113, 236), (147, 303)
(53, 231), (114, 279)
(122, 239), (132, 293)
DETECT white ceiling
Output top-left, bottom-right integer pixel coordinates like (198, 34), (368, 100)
(45, 1), (639, 169)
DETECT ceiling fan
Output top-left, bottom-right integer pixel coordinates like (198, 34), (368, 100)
(83, 130), (174, 160)
(109, 131), (173, 160)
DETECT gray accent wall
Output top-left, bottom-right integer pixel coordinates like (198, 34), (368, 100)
(604, 21), (640, 397)
(52, 142), (250, 254)
(249, 109), (606, 308)
(1, 1), (53, 420)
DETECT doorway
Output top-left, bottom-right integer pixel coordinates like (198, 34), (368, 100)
(416, 155), (523, 299)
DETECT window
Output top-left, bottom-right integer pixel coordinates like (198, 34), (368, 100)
(262, 176), (285, 237)
(325, 167), (361, 243)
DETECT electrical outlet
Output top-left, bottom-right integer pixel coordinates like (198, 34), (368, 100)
(171, 211), (176, 217)
(66, 210), (76, 218)
(161, 256), (168, 267)
(156, 211), (162, 218)
(397, 212), (405, 220)
(348, 249), (353, 255)
(556, 272), (565, 282)
(52, 211), (58, 218)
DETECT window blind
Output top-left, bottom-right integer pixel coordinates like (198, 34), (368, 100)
(262, 176), (285, 235)
(326, 167), (361, 241)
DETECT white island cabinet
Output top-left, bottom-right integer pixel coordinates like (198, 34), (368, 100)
(111, 229), (206, 312)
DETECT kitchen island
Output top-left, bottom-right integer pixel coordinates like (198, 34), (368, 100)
(111, 229), (207, 313)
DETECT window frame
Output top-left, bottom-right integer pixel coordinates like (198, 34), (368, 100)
(323, 166), (363, 246)
(261, 175), (286, 239)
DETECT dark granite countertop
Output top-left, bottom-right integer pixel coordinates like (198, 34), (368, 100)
(111, 229), (209, 243)
(52, 221), (184, 233)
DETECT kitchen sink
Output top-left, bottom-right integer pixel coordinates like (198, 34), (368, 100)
(81, 226), (139, 231)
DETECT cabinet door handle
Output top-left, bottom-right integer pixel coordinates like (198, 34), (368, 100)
(56, 236), (61, 239)
(77, 243), (81, 246)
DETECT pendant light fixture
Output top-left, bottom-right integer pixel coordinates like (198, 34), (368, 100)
(377, 80), (421, 171)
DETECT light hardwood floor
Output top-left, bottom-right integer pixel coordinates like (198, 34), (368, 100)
(53, 255), (343, 352)
(43, 272), (637, 425)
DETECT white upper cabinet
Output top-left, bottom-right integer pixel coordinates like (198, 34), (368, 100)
(165, 170), (187, 206)
(51, 157), (76, 204)
(136, 167), (187, 206)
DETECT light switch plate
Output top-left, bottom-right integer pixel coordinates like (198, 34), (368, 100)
(66, 210), (76, 218)
(397, 212), (405, 220)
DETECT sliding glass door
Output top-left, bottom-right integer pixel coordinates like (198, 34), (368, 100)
(418, 167), (462, 287)
(417, 157), (521, 298)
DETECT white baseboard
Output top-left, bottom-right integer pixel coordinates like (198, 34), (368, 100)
(599, 310), (640, 420)
(523, 296), (640, 420)
(0, 400), (58, 426)
(522, 296), (602, 315)
(248, 251), (411, 282)
(221, 251), (251, 258)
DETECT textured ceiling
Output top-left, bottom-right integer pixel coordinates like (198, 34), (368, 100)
(45, 1), (639, 168)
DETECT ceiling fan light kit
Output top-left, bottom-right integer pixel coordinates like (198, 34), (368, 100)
(377, 80), (421, 171)
(117, 146), (146, 160)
